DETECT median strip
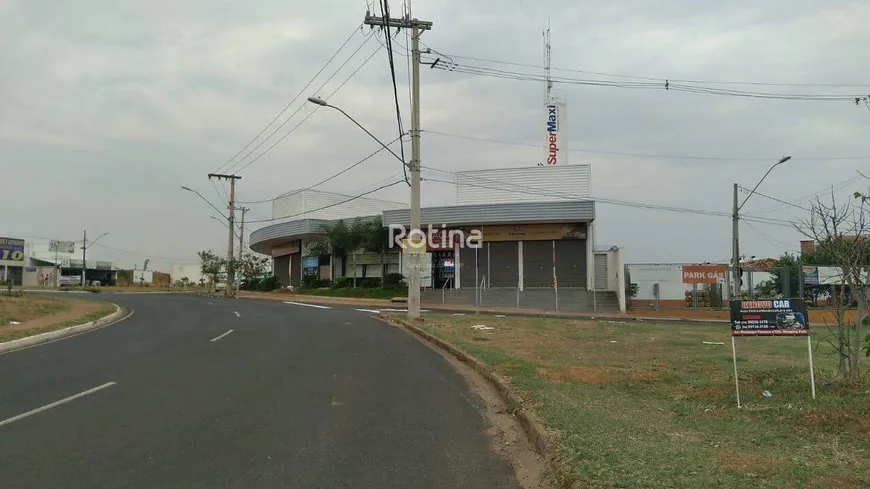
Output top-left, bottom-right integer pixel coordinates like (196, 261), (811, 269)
(0, 382), (117, 428)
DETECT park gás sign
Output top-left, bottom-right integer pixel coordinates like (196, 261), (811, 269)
(681, 265), (725, 284)
(729, 299), (809, 336)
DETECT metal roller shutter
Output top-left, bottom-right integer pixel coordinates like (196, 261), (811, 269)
(460, 245), (480, 288)
(274, 255), (290, 287)
(594, 254), (608, 289)
(523, 241), (552, 287)
(554, 240), (587, 288)
(487, 242), (518, 287)
(290, 251), (302, 287)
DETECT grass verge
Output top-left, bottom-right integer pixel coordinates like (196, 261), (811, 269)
(0, 296), (116, 343)
(397, 314), (870, 489)
(294, 286), (407, 300)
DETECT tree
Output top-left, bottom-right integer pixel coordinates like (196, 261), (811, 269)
(308, 219), (368, 284)
(770, 253), (801, 298)
(236, 252), (269, 285)
(359, 217), (391, 285)
(198, 250), (224, 291)
(796, 187), (870, 378)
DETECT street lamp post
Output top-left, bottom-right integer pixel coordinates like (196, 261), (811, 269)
(82, 231), (109, 287)
(305, 96), (422, 318)
(732, 156), (792, 297)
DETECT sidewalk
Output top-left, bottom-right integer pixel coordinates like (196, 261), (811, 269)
(237, 291), (729, 324)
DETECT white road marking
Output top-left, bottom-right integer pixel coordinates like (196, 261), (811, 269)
(0, 382), (117, 428)
(355, 309), (382, 314)
(283, 301), (332, 309)
(234, 311), (240, 317)
(452, 313), (466, 316)
(210, 329), (234, 342)
(494, 314), (507, 318)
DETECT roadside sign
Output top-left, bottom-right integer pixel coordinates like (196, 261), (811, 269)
(681, 265), (725, 284)
(729, 299), (809, 336)
(728, 298), (815, 408)
(49, 240), (76, 253)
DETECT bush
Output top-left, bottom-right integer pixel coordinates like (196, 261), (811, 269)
(257, 276), (282, 291)
(301, 274), (320, 288)
(84, 287), (102, 293)
(383, 273), (405, 286)
(331, 277), (350, 288)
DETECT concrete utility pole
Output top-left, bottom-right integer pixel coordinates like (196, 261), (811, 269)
(732, 156), (792, 298)
(81, 230), (87, 288)
(237, 207), (249, 262)
(208, 173), (242, 297)
(731, 183), (740, 298)
(364, 11), (432, 319)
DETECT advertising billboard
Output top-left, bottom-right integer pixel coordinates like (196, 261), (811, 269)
(544, 101), (568, 165)
(730, 299), (809, 336)
(481, 223), (585, 242)
(0, 237), (25, 263)
(49, 240), (76, 253)
(302, 256), (319, 276)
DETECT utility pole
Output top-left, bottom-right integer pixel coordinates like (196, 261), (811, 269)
(81, 230), (87, 288)
(732, 183), (740, 299)
(208, 173), (242, 297)
(237, 207), (249, 262)
(364, 10), (432, 319)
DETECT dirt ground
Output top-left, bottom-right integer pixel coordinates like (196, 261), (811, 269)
(0, 296), (112, 343)
(1, 299), (101, 334)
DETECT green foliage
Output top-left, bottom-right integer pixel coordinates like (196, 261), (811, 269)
(383, 273), (405, 286)
(197, 250), (224, 285)
(236, 252), (269, 283)
(331, 277), (350, 288)
(301, 274), (320, 288)
(626, 282), (639, 299)
(766, 252), (801, 297)
(257, 275), (281, 291)
(863, 333), (870, 358)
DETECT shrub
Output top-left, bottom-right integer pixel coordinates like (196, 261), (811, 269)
(84, 287), (102, 293)
(257, 276), (282, 291)
(383, 273), (405, 286)
(301, 274), (320, 288)
(331, 277), (350, 288)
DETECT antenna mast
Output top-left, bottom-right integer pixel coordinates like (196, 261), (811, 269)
(544, 21), (552, 102)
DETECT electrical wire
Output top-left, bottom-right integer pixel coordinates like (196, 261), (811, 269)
(743, 220), (798, 249)
(751, 174), (865, 214)
(738, 186), (811, 212)
(89, 243), (200, 263)
(430, 61), (869, 102)
(236, 135), (403, 204)
(231, 41), (382, 175)
(244, 179), (406, 224)
(423, 129), (870, 162)
(377, 0), (410, 185)
(214, 25), (364, 174)
(426, 50), (870, 88)
(225, 35), (376, 175)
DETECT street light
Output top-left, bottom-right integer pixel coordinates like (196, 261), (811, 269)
(306, 97), (407, 166)
(732, 156), (792, 297)
(181, 186), (229, 218)
(81, 232), (108, 287)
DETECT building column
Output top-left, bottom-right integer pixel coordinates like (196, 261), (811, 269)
(454, 241), (461, 289)
(517, 241), (524, 291)
(586, 221), (596, 290)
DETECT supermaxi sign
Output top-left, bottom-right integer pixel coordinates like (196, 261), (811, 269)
(544, 101), (568, 165)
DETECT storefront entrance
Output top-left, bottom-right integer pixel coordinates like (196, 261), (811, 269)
(432, 250), (455, 289)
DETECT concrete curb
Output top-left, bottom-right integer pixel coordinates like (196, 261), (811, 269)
(0, 303), (128, 354)
(380, 315), (556, 463)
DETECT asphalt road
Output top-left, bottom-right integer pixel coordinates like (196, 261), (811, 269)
(0, 293), (523, 489)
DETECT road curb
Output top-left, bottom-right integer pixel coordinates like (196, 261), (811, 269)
(0, 303), (129, 354)
(380, 315), (556, 464)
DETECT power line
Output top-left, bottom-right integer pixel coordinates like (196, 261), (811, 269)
(743, 220), (798, 249)
(750, 174), (865, 214)
(89, 243), (199, 263)
(426, 50), (870, 88)
(738, 186), (811, 212)
(430, 61), (869, 102)
(231, 41), (382, 174)
(423, 129), (870, 162)
(214, 25), (363, 174)
(377, 0), (410, 184)
(236, 135), (403, 204)
(244, 179), (406, 224)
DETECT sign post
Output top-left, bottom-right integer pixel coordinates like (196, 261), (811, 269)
(729, 299), (814, 407)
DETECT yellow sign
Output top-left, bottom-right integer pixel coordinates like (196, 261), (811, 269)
(401, 238), (427, 255)
(480, 223), (585, 242)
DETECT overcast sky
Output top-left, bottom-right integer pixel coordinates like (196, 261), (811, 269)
(3, 0), (869, 270)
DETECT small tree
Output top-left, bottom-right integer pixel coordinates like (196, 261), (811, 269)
(796, 188), (870, 378)
(198, 250), (225, 291)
